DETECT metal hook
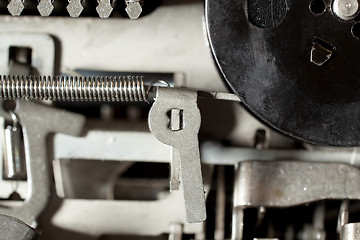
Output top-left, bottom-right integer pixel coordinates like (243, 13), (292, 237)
(146, 80), (171, 99)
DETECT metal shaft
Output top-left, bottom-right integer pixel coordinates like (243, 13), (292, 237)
(0, 75), (148, 102)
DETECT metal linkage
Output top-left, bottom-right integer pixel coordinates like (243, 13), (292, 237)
(0, 75), (147, 102)
(7, 0), (142, 18)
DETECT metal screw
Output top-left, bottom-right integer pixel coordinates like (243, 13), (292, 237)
(333, 0), (359, 20)
(125, 0), (143, 19)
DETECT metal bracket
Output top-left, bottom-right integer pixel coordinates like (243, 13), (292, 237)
(148, 87), (206, 223)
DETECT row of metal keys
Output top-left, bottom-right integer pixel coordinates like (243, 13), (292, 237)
(7, 0), (142, 19)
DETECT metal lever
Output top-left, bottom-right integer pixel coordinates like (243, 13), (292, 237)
(148, 87), (206, 223)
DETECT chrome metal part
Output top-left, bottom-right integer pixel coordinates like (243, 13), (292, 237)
(234, 161), (360, 208)
(0, 214), (38, 240)
(67, 0), (84, 17)
(148, 87), (206, 223)
(342, 223), (360, 240)
(0, 101), (85, 226)
(96, 0), (114, 18)
(125, 0), (143, 19)
(3, 111), (26, 180)
(7, 0), (25, 16)
(0, 75), (147, 102)
(333, 0), (359, 20)
(37, 0), (54, 16)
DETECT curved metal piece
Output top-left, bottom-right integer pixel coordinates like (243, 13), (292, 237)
(234, 161), (360, 208)
(148, 87), (206, 223)
(342, 223), (360, 240)
(0, 101), (85, 226)
(0, 214), (38, 240)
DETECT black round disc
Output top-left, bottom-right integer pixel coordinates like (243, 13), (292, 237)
(206, 0), (360, 146)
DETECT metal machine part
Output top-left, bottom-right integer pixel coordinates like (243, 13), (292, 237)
(0, 75), (147, 102)
(5, 0), (147, 18)
(2, 0), (360, 240)
(206, 0), (360, 146)
(0, 101), (85, 227)
(2, 111), (27, 181)
(0, 214), (38, 240)
(148, 87), (206, 223)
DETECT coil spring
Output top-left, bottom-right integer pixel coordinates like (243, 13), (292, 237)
(0, 75), (147, 102)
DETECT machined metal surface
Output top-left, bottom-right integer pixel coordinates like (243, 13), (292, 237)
(0, 214), (38, 240)
(342, 223), (360, 240)
(0, 75), (147, 102)
(3, 112), (27, 180)
(234, 161), (360, 207)
(333, 0), (360, 20)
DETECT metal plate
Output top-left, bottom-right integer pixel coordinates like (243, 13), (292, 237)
(206, 0), (360, 146)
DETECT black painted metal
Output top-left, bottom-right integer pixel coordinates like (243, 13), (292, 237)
(206, 0), (360, 146)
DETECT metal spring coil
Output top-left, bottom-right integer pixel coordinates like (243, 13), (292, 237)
(0, 75), (147, 102)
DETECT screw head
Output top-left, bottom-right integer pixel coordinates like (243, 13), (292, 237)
(7, 0), (24, 16)
(37, 0), (54, 17)
(333, 0), (359, 20)
(125, 1), (142, 20)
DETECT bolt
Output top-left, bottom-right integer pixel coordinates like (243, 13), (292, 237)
(333, 0), (359, 20)
(125, 0), (142, 19)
